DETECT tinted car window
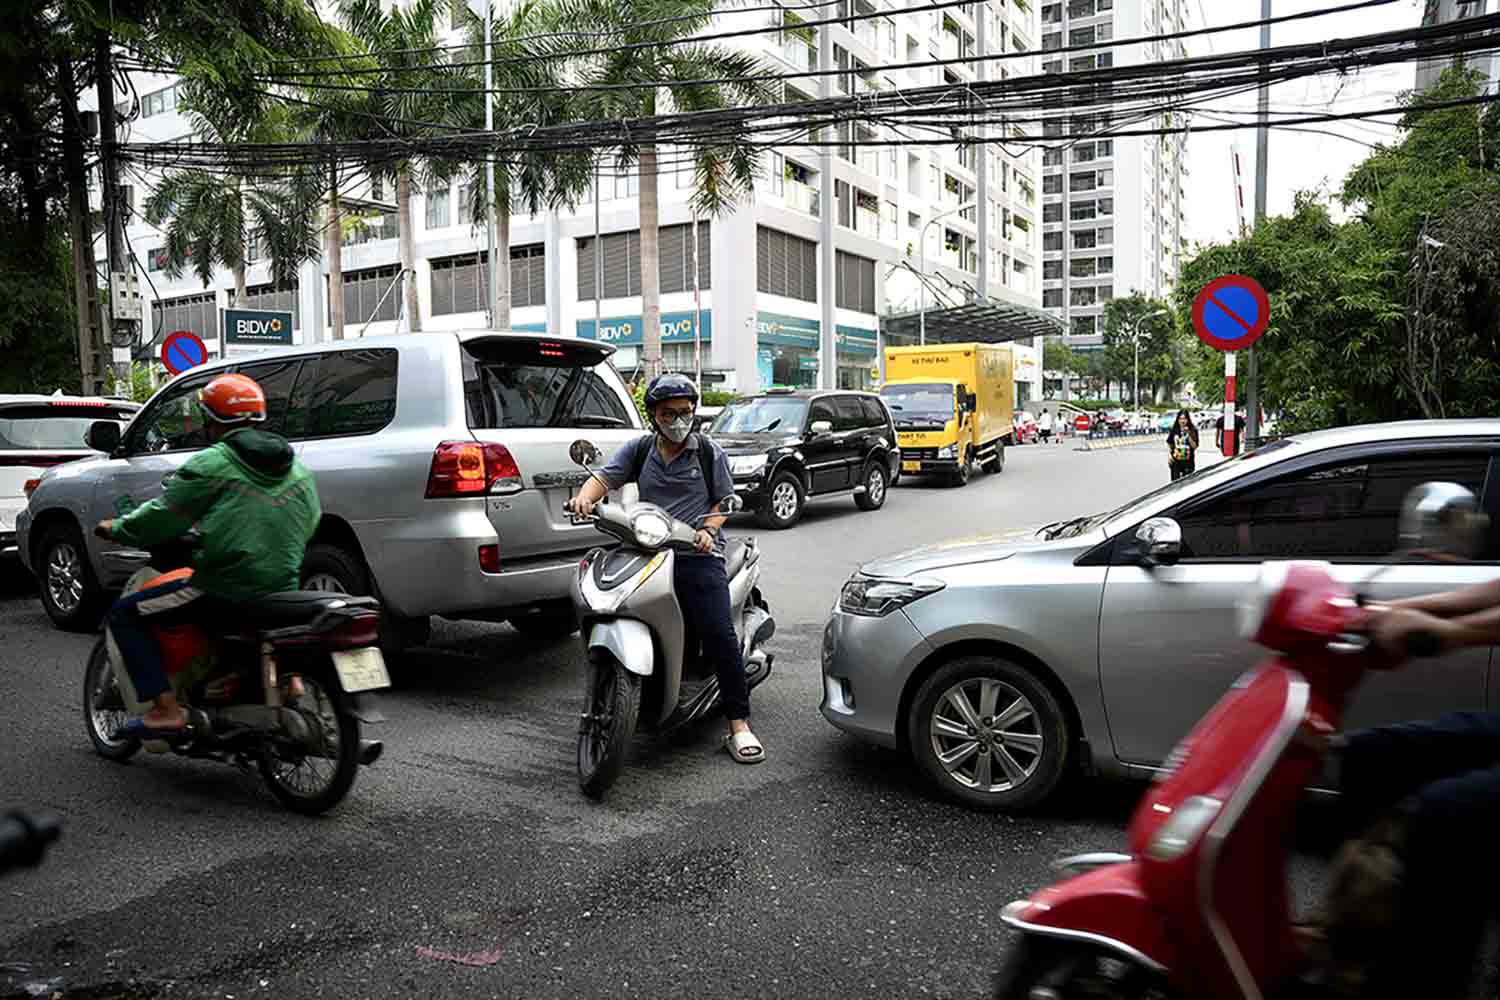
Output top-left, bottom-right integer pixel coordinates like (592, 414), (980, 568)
(859, 396), (888, 430)
(305, 349), (399, 438)
(127, 373), (217, 454)
(809, 399), (836, 429)
(1176, 451), (1491, 560)
(463, 340), (633, 429)
(236, 359), (308, 438)
(0, 405), (134, 450)
(832, 396), (864, 432)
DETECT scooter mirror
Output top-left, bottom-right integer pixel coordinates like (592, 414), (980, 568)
(1400, 482), (1487, 558)
(569, 440), (602, 468)
(1136, 516), (1182, 568)
(719, 494), (744, 514)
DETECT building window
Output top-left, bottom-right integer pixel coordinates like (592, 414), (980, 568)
(1098, 197), (1114, 216)
(1070, 172), (1096, 192)
(1043, 148), (1063, 167)
(1073, 315), (1097, 335)
(1043, 288), (1063, 308)
(335, 266), (402, 325)
(146, 247), (169, 272)
(1071, 257), (1097, 277)
(141, 84), (180, 118)
(1073, 230), (1097, 250)
(1043, 260), (1063, 280)
(1070, 200), (1097, 221)
(835, 251), (877, 313)
(576, 222), (711, 300)
(1097, 227), (1114, 245)
(1098, 256), (1114, 274)
(152, 292), (216, 340)
(245, 283), (301, 329)
(425, 184), (451, 230)
(1070, 286), (1097, 306)
(1043, 203), (1063, 223)
(756, 226), (818, 303)
(1043, 175), (1063, 195)
(1069, 26), (1095, 46)
(1043, 232), (1064, 252)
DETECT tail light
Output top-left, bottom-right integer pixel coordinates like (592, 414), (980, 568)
(478, 544), (501, 573)
(270, 611), (381, 651)
(22, 479), (40, 500)
(425, 441), (522, 498)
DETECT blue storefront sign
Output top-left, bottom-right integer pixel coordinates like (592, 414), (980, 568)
(835, 325), (878, 357)
(577, 310), (712, 345)
(755, 311), (819, 348)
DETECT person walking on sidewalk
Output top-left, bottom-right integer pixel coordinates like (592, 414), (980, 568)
(1166, 409), (1199, 481)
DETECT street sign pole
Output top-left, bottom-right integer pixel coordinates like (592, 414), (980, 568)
(1223, 351), (1237, 457)
(1192, 274), (1269, 456)
(1248, 0), (1272, 448)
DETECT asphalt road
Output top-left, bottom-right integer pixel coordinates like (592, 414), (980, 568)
(1, 439), (1333, 1000)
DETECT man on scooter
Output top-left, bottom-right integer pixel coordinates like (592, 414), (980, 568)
(565, 373), (764, 764)
(93, 373), (321, 740)
(1330, 582), (1500, 997)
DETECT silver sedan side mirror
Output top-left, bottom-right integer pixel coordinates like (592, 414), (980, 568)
(1136, 517), (1182, 568)
(1400, 482), (1487, 559)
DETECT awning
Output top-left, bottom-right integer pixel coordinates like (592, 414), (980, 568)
(880, 298), (1067, 344)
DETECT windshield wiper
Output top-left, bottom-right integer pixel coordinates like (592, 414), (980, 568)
(1040, 515), (1093, 540)
(570, 415), (628, 428)
(754, 419), (782, 432)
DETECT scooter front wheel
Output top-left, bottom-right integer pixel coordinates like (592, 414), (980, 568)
(577, 658), (640, 799)
(82, 638), (140, 762)
(992, 937), (1177, 1000)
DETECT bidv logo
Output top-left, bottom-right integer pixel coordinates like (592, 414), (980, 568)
(596, 321), (637, 342)
(235, 317), (286, 339)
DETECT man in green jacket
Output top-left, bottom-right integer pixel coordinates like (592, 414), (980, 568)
(95, 373), (321, 738)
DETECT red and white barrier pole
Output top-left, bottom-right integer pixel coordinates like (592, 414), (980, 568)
(1222, 351), (1237, 457)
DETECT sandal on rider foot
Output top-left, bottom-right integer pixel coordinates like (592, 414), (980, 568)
(724, 729), (765, 765)
(114, 716), (189, 741)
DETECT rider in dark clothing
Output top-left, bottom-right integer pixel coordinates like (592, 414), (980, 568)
(565, 374), (763, 764)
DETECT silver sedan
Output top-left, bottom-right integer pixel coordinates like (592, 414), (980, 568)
(821, 420), (1500, 810)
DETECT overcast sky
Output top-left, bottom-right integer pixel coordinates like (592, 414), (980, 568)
(1184, 0), (1427, 246)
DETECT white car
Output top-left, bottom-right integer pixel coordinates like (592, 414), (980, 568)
(1, 394), (139, 561)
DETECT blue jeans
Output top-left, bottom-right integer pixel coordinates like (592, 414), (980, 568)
(1340, 711), (1500, 997)
(674, 555), (749, 721)
(107, 578), (229, 702)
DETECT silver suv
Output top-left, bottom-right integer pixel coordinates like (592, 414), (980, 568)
(18, 331), (643, 648)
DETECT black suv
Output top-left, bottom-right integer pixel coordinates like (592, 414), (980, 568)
(708, 389), (900, 529)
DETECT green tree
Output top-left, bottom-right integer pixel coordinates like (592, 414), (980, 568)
(539, 0), (772, 376)
(1101, 294), (1179, 405)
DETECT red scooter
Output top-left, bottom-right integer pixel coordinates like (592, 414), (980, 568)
(993, 482), (1488, 999)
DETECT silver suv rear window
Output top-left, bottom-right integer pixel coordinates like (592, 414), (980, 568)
(462, 339), (635, 430)
(0, 405), (133, 450)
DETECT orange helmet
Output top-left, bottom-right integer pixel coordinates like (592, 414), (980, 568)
(198, 373), (267, 425)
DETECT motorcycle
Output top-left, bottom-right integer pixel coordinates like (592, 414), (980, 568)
(566, 440), (775, 798)
(84, 535), (390, 815)
(993, 481), (1488, 999)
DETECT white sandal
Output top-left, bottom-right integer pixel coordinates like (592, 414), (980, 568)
(724, 728), (765, 765)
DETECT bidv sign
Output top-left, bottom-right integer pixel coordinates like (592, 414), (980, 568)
(223, 308), (294, 347)
(579, 310), (710, 346)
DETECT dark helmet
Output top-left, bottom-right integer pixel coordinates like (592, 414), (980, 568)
(643, 373), (700, 410)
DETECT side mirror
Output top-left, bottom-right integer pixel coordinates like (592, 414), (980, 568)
(87, 420), (121, 454)
(719, 494), (744, 514)
(569, 439), (601, 468)
(809, 420), (833, 437)
(966, 393), (978, 411)
(1136, 517), (1182, 568)
(1400, 482), (1487, 559)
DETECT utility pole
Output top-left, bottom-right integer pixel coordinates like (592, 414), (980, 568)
(57, 51), (106, 395)
(1248, 0), (1271, 447)
(96, 30), (138, 395)
(484, 1), (499, 330)
(817, 20), (836, 390)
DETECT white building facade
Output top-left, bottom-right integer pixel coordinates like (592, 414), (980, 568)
(1036, 0), (1189, 361)
(103, 0), (1049, 404)
(1416, 0), (1499, 93)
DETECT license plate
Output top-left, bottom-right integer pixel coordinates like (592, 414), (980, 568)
(332, 647), (390, 692)
(902, 461), (921, 473)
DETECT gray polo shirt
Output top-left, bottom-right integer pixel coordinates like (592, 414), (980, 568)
(600, 433), (735, 557)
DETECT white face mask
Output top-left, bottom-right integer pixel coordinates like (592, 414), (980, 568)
(657, 414), (693, 444)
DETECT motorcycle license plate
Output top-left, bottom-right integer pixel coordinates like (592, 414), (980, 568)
(902, 461), (921, 473)
(332, 647), (390, 692)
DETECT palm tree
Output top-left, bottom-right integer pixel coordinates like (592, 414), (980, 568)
(538, 0), (771, 377)
(441, 0), (595, 330)
(334, 0), (458, 333)
(143, 103), (322, 309)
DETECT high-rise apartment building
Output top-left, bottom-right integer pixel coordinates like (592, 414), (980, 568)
(1036, 0), (1189, 360)
(96, 0), (1054, 403)
(1417, 0), (1499, 93)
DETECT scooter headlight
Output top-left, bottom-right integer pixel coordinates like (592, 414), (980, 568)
(1143, 795), (1222, 861)
(630, 510), (673, 548)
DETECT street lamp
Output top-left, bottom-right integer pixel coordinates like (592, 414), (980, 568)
(1131, 307), (1172, 415)
(919, 201), (977, 345)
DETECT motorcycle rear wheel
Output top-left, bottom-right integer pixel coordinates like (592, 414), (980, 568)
(258, 671), (361, 815)
(83, 638), (140, 762)
(992, 938), (1178, 1000)
(577, 658), (640, 799)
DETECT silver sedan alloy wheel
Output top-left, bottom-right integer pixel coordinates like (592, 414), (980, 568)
(928, 678), (1043, 793)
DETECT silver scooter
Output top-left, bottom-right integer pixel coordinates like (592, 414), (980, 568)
(566, 440), (775, 798)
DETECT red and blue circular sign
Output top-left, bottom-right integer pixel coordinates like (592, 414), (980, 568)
(1191, 275), (1269, 351)
(160, 330), (207, 375)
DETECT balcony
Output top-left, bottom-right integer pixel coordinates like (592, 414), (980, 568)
(780, 37), (816, 72)
(855, 205), (881, 238)
(784, 180), (821, 218)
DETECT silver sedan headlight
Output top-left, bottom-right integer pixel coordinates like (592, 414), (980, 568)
(839, 575), (946, 617)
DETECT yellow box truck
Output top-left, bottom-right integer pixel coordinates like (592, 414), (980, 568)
(880, 343), (1014, 486)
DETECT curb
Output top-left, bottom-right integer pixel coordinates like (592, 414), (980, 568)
(1079, 433), (1168, 452)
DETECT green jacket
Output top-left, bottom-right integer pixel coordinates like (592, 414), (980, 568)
(110, 429), (321, 600)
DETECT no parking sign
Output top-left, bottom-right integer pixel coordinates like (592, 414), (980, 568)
(1191, 275), (1269, 351)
